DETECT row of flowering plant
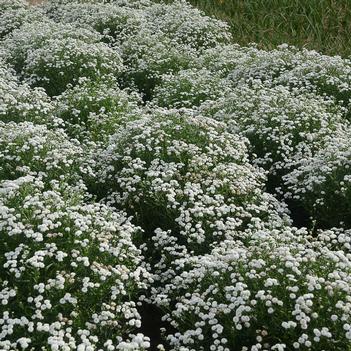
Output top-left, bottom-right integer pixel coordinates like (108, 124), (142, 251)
(1, 0), (351, 350)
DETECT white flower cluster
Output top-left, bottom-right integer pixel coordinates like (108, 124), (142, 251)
(152, 68), (231, 109)
(0, 0), (27, 13)
(317, 227), (351, 253)
(117, 0), (231, 97)
(55, 78), (142, 142)
(142, 1), (231, 50)
(154, 43), (351, 122)
(199, 82), (344, 178)
(0, 121), (83, 182)
(196, 44), (254, 78)
(0, 0), (45, 39)
(120, 28), (197, 99)
(2, 20), (101, 73)
(0, 175), (150, 350)
(2, 21), (122, 97)
(44, 1), (146, 45)
(152, 228), (351, 350)
(193, 45), (351, 228)
(23, 37), (123, 97)
(283, 124), (351, 228)
(42, 0), (153, 13)
(1, 0), (351, 349)
(0, 60), (54, 124)
(222, 44), (351, 119)
(91, 110), (289, 258)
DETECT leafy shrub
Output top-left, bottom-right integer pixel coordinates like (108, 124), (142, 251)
(91, 110), (289, 256)
(110, 0), (153, 8)
(283, 124), (351, 228)
(45, 1), (145, 45)
(0, 61), (54, 124)
(0, 0), (27, 15)
(22, 37), (123, 96)
(152, 68), (231, 108)
(153, 228), (351, 350)
(119, 0), (231, 99)
(144, 1), (231, 51)
(317, 227), (351, 253)
(0, 175), (151, 350)
(196, 44), (254, 78)
(0, 4), (47, 39)
(41, 0), (231, 101)
(200, 83), (344, 179)
(226, 45), (300, 86)
(0, 122), (83, 182)
(42, 0), (153, 11)
(2, 21), (101, 74)
(2, 0), (351, 349)
(120, 29), (198, 100)
(227, 45), (351, 119)
(277, 51), (351, 115)
(55, 78), (142, 142)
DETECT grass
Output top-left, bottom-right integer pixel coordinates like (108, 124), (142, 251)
(172, 0), (351, 58)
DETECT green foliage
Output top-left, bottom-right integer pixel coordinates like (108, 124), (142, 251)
(90, 111), (289, 256)
(153, 228), (351, 351)
(23, 38), (123, 97)
(175, 0), (351, 58)
(1, 0), (351, 349)
(55, 78), (142, 142)
(0, 122), (83, 182)
(0, 176), (150, 350)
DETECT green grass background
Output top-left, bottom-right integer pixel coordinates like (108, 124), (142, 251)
(168, 0), (351, 57)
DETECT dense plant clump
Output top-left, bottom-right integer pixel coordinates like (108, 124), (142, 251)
(0, 1), (45, 39)
(142, 1), (231, 50)
(55, 78), (142, 142)
(152, 68), (231, 108)
(0, 122), (83, 182)
(1, 0), (351, 350)
(24, 38), (123, 97)
(90, 111), (289, 256)
(223, 45), (351, 118)
(0, 60), (54, 124)
(119, 1), (230, 98)
(0, 176), (151, 350)
(283, 124), (351, 228)
(154, 231), (351, 351)
(2, 21), (101, 74)
(44, 2), (146, 45)
(199, 83), (344, 181)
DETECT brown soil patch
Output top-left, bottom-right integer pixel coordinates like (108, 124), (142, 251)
(28, 0), (46, 5)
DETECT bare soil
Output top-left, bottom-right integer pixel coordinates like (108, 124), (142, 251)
(28, 0), (46, 5)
